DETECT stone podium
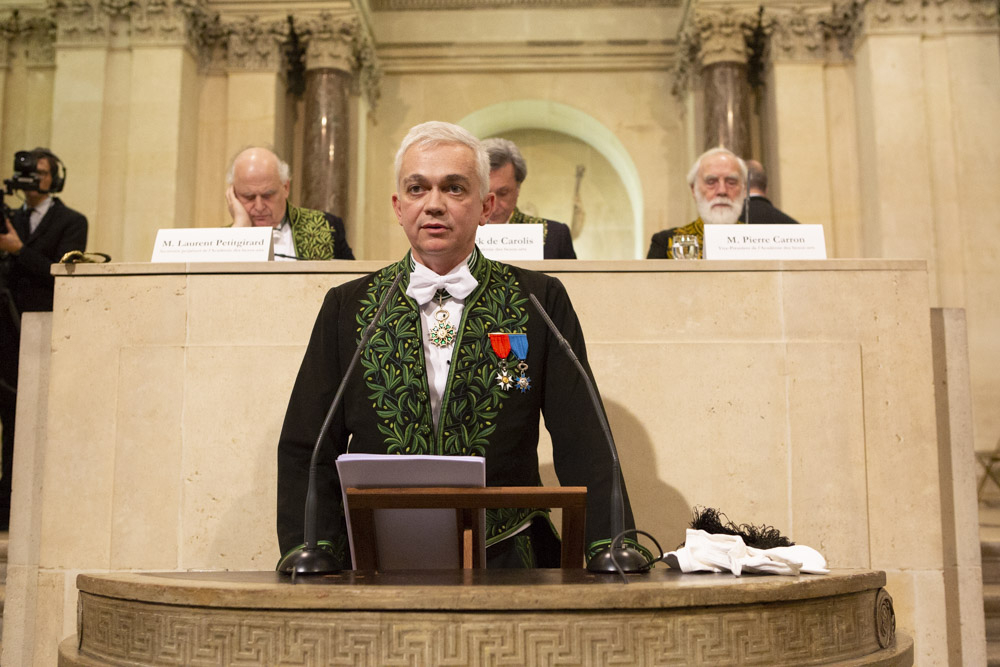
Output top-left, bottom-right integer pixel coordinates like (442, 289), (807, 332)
(2, 259), (983, 665)
(58, 569), (912, 666)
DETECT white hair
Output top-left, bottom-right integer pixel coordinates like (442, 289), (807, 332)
(686, 147), (748, 188)
(226, 146), (291, 186)
(393, 121), (490, 198)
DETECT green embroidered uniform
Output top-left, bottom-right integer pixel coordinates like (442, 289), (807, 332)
(277, 248), (638, 567)
(507, 207), (577, 260)
(285, 203), (354, 260)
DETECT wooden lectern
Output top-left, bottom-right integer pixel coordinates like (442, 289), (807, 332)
(345, 486), (587, 570)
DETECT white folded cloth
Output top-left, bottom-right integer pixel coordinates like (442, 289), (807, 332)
(663, 529), (829, 576)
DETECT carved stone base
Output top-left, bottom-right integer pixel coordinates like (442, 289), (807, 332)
(59, 569), (913, 666)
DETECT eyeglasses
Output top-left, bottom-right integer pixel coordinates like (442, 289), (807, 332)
(36, 169), (51, 177)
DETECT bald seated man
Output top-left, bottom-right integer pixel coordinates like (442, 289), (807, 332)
(647, 147), (747, 259)
(738, 159), (800, 225)
(225, 147), (354, 260)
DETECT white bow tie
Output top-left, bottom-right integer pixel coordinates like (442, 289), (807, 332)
(406, 262), (479, 305)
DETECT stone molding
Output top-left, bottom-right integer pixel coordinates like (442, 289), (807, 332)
(0, 10), (57, 67)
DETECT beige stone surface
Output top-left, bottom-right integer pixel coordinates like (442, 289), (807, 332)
(3, 260), (971, 667)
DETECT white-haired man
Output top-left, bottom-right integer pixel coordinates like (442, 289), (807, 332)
(647, 147), (747, 258)
(226, 146), (354, 260)
(482, 138), (576, 259)
(276, 121), (641, 570)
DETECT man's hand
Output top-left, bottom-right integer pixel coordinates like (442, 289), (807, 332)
(226, 185), (252, 227)
(0, 218), (23, 254)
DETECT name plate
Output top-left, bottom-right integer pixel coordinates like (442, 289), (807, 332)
(476, 224), (544, 260)
(704, 224), (827, 260)
(151, 227), (274, 262)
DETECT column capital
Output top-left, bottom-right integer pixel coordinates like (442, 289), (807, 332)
(51, 0), (116, 47)
(766, 6), (836, 62)
(128, 0), (208, 52)
(672, 4), (759, 98)
(297, 12), (381, 108)
(225, 16), (287, 72)
(0, 10), (56, 67)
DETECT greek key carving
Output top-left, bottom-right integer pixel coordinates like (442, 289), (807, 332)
(78, 589), (885, 666)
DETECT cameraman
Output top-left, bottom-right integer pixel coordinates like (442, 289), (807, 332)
(0, 147), (87, 530)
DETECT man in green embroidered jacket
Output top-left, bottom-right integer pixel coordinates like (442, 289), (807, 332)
(647, 147), (747, 258)
(226, 147), (354, 260)
(482, 138), (577, 260)
(277, 122), (639, 569)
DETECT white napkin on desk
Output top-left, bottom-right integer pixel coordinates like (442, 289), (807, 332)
(664, 529), (829, 576)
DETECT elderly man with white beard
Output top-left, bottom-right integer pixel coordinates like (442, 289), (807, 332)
(646, 147), (748, 258)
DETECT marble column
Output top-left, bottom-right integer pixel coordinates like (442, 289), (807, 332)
(701, 62), (751, 156)
(300, 15), (357, 218)
(685, 8), (756, 156)
(302, 67), (350, 216)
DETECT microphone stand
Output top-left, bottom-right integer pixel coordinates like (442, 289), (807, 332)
(528, 294), (649, 574)
(278, 270), (405, 578)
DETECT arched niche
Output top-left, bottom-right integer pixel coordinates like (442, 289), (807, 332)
(459, 101), (645, 259)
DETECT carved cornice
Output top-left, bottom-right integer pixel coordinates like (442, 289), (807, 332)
(0, 10), (57, 67)
(841, 0), (999, 50)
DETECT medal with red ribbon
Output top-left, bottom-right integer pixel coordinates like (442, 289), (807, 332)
(489, 332), (530, 392)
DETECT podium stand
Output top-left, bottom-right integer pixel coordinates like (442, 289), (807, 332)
(346, 486), (587, 569)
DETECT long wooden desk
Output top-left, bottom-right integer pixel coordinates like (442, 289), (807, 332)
(59, 568), (912, 666)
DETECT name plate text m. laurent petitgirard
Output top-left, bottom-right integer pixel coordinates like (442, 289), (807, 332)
(704, 224), (827, 260)
(151, 227), (273, 262)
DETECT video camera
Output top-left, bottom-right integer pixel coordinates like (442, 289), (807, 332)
(2, 148), (65, 229)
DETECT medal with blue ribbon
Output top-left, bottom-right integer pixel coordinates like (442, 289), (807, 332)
(489, 332), (530, 393)
(508, 333), (531, 393)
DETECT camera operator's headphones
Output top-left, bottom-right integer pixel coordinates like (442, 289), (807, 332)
(30, 147), (66, 193)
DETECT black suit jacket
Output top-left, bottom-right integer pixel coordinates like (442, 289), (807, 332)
(5, 198), (88, 312)
(739, 195), (800, 225)
(542, 219), (576, 259)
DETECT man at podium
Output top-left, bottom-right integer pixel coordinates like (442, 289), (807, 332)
(277, 121), (638, 569)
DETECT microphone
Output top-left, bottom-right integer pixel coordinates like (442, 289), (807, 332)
(274, 252), (301, 260)
(744, 194), (750, 224)
(278, 269), (406, 578)
(527, 293), (649, 575)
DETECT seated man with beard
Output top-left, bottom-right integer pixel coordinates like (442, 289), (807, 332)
(646, 147), (747, 258)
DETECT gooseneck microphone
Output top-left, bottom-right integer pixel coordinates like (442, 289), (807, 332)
(278, 269), (406, 578)
(527, 293), (650, 575)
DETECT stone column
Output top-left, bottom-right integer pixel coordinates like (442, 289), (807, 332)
(49, 0), (117, 253)
(0, 11), (56, 173)
(299, 14), (357, 218)
(761, 8), (838, 237)
(682, 7), (757, 156)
